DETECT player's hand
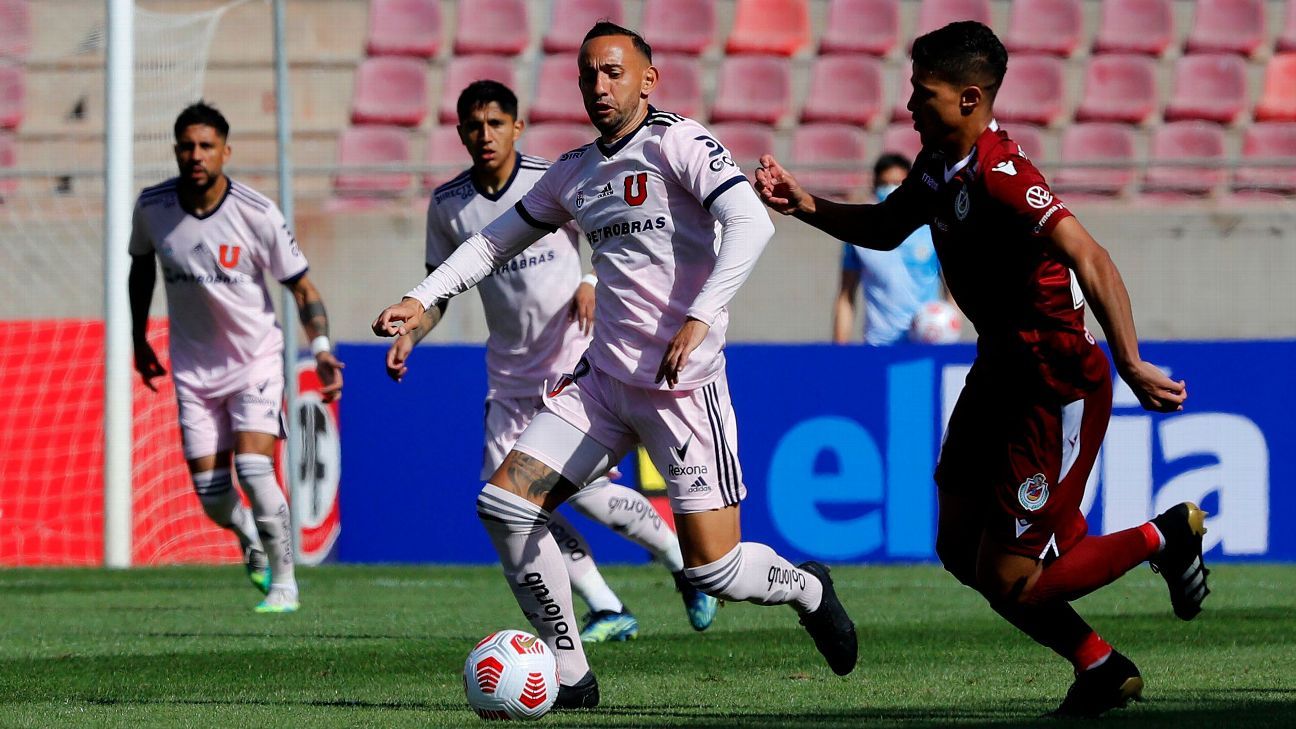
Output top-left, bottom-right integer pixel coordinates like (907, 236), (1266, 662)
(133, 343), (167, 392)
(386, 335), (415, 383)
(316, 351), (345, 403)
(755, 154), (813, 216)
(656, 318), (710, 389)
(568, 281), (595, 336)
(372, 298), (426, 337)
(1119, 360), (1187, 413)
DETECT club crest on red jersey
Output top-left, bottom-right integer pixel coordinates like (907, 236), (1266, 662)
(1018, 473), (1050, 511)
(623, 173), (648, 206)
(217, 244), (241, 269)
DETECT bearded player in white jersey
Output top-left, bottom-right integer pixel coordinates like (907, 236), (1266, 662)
(129, 102), (343, 613)
(374, 23), (857, 708)
(386, 80), (717, 643)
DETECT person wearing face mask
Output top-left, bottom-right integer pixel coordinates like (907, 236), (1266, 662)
(831, 154), (947, 345)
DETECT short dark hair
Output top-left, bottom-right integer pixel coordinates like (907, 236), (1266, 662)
(582, 20), (652, 62)
(456, 80), (519, 123)
(174, 101), (229, 141)
(911, 21), (1008, 98)
(873, 153), (911, 181)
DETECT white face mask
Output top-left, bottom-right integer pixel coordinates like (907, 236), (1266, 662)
(875, 183), (900, 201)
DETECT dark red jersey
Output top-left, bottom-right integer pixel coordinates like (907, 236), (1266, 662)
(879, 121), (1107, 398)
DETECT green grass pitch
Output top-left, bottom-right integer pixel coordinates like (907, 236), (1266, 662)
(0, 564), (1291, 727)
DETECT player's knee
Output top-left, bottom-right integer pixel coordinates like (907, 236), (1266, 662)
(191, 468), (235, 526)
(935, 534), (978, 588)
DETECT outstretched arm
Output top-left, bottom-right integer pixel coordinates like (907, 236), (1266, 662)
(287, 274), (345, 402)
(385, 265), (449, 382)
(1046, 217), (1186, 413)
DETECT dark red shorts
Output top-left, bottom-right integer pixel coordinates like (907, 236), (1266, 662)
(935, 361), (1112, 560)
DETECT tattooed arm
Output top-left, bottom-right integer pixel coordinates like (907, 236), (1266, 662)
(286, 274), (344, 402)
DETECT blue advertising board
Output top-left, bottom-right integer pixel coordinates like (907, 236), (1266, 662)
(336, 341), (1291, 564)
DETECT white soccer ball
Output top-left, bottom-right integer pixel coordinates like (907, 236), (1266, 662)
(463, 629), (559, 721)
(909, 301), (963, 344)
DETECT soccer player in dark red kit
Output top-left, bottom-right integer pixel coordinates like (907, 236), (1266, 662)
(757, 21), (1209, 718)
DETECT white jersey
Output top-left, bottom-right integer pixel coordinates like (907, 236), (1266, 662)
(515, 109), (753, 390)
(130, 177), (307, 398)
(427, 153), (588, 398)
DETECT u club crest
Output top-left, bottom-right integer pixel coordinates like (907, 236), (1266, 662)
(954, 187), (970, 221)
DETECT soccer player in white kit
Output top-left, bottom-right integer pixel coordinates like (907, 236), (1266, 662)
(129, 102), (343, 613)
(385, 80), (717, 642)
(374, 24), (857, 708)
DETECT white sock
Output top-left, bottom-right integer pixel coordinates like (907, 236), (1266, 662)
(548, 511), (624, 614)
(192, 468), (261, 553)
(234, 453), (296, 590)
(567, 479), (685, 572)
(477, 484), (590, 685)
(683, 543), (823, 614)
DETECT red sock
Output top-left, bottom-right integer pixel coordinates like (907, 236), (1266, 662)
(1025, 526), (1159, 605)
(1072, 631), (1114, 672)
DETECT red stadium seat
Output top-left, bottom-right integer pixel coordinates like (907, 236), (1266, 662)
(914, 0), (992, 40)
(334, 125), (413, 194)
(0, 130), (15, 195)
(1279, 1), (1296, 53)
(819, 0), (899, 56)
(890, 65), (913, 122)
(351, 57), (428, 127)
(1075, 54), (1158, 124)
(709, 122), (775, 168)
(1235, 122), (1296, 193)
(1163, 54), (1248, 125)
(710, 55), (791, 126)
(1004, 123), (1045, 161)
(521, 123), (591, 163)
(529, 55), (588, 124)
(791, 124), (870, 197)
(453, 0), (528, 55)
(542, 0), (624, 54)
(1053, 123), (1136, 196)
(424, 125), (467, 189)
(1254, 53), (1296, 123)
(1003, 0), (1083, 57)
(881, 123), (922, 163)
(800, 55), (884, 126)
(1092, 0), (1173, 56)
(724, 0), (811, 57)
(1144, 121), (1226, 195)
(650, 55), (703, 119)
(993, 55), (1065, 126)
(0, 64), (24, 129)
(0, 0), (31, 60)
(365, 0), (441, 58)
(438, 55), (516, 125)
(640, 0), (715, 55)
(1184, 0), (1265, 57)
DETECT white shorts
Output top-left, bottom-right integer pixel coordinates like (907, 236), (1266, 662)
(175, 369), (286, 460)
(481, 395), (545, 480)
(513, 358), (746, 514)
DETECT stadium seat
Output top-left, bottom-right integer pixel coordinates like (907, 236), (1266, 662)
(438, 55), (516, 125)
(1144, 121), (1226, 196)
(819, 0), (899, 56)
(1003, 0), (1083, 57)
(640, 0), (715, 55)
(724, 0), (811, 57)
(650, 55), (703, 119)
(350, 57), (428, 127)
(709, 122), (775, 168)
(530, 55), (588, 124)
(992, 55), (1065, 126)
(365, 0), (441, 58)
(710, 55), (791, 126)
(1053, 123), (1136, 196)
(424, 125), (467, 189)
(1184, 0), (1266, 57)
(914, 0), (992, 41)
(0, 64), (23, 130)
(890, 65), (913, 122)
(0, 130), (15, 195)
(800, 55), (884, 126)
(1254, 54), (1296, 122)
(1004, 123), (1045, 161)
(1163, 54), (1248, 125)
(1279, 0), (1296, 53)
(0, 0), (31, 60)
(881, 123), (922, 162)
(542, 0), (624, 54)
(1075, 54), (1159, 124)
(1234, 122), (1296, 193)
(453, 0), (528, 55)
(334, 125), (413, 195)
(521, 123), (591, 163)
(1092, 0), (1173, 56)
(791, 124), (870, 197)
